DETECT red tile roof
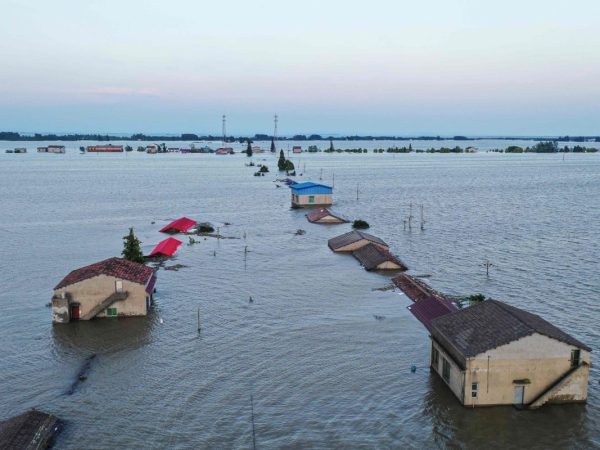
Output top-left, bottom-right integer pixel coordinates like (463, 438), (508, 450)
(149, 237), (182, 257)
(159, 217), (197, 233)
(407, 296), (456, 332)
(55, 257), (154, 290)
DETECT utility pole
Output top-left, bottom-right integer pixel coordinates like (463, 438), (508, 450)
(356, 183), (359, 201)
(483, 260), (493, 277)
(408, 202), (413, 230)
(420, 204), (425, 230)
(222, 114), (227, 146)
(197, 307), (201, 333)
(274, 114), (278, 141)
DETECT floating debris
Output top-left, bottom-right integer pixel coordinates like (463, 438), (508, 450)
(249, 296), (254, 304)
(373, 315), (386, 321)
(294, 229), (306, 236)
(164, 264), (188, 271)
(373, 284), (396, 292)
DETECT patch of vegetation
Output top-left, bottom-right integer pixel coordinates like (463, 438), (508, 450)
(122, 227), (145, 263)
(352, 219), (370, 229)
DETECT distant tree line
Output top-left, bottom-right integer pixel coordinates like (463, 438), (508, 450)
(3, 131), (600, 143)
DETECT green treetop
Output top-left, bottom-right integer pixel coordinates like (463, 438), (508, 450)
(122, 227), (145, 263)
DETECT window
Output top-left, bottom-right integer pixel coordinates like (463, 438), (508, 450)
(432, 347), (439, 368)
(309, 195), (315, 203)
(471, 383), (478, 398)
(571, 349), (581, 367)
(442, 358), (450, 383)
(107, 307), (117, 316)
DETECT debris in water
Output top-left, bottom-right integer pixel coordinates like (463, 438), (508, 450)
(373, 315), (386, 321)
(294, 229), (306, 235)
(373, 284), (396, 292)
(164, 264), (187, 271)
(249, 296), (254, 303)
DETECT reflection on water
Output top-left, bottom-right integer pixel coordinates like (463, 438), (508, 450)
(0, 143), (598, 449)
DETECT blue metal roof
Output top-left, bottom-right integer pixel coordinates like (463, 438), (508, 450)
(291, 182), (332, 190)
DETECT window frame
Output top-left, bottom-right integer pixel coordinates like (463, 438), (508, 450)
(471, 382), (478, 398)
(107, 307), (117, 317)
(442, 358), (450, 382)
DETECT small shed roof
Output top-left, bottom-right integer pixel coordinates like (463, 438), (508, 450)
(306, 208), (348, 223)
(149, 237), (182, 257)
(430, 300), (591, 369)
(55, 257), (154, 290)
(328, 230), (388, 251)
(160, 217), (197, 233)
(407, 296), (456, 332)
(352, 243), (408, 271)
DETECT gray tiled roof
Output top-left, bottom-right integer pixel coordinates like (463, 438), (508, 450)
(327, 230), (388, 251)
(352, 243), (407, 271)
(430, 300), (591, 368)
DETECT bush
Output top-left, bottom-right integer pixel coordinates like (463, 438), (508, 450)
(352, 219), (370, 229)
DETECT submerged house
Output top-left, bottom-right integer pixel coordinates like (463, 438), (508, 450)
(292, 146), (302, 154)
(215, 147), (234, 155)
(291, 182), (333, 208)
(160, 217), (197, 234)
(149, 237), (182, 257)
(86, 145), (124, 152)
(328, 230), (388, 252)
(51, 257), (156, 323)
(352, 243), (407, 271)
(306, 208), (348, 224)
(428, 300), (591, 408)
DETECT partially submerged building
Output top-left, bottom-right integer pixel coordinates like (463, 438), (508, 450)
(306, 208), (348, 224)
(428, 300), (591, 408)
(292, 146), (302, 154)
(291, 182), (333, 208)
(160, 217), (197, 234)
(215, 147), (234, 155)
(0, 409), (61, 449)
(149, 237), (182, 257)
(328, 230), (388, 252)
(352, 243), (407, 271)
(51, 257), (156, 323)
(392, 273), (450, 303)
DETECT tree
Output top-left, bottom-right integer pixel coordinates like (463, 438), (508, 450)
(125, 145), (133, 152)
(329, 139), (334, 152)
(278, 149), (286, 171)
(122, 228), (145, 263)
(246, 140), (253, 157)
(270, 139), (276, 152)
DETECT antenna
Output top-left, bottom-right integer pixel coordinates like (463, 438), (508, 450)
(222, 114), (226, 145)
(274, 114), (278, 141)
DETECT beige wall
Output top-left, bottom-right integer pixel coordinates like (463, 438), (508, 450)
(376, 261), (403, 270)
(292, 194), (332, 207)
(431, 340), (465, 403)
(464, 333), (590, 406)
(53, 274), (149, 320)
(316, 215), (343, 224)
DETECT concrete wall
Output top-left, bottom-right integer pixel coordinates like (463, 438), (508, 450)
(431, 339), (465, 403)
(52, 274), (148, 321)
(463, 334), (590, 406)
(292, 194), (332, 207)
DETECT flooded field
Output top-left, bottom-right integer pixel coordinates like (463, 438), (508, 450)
(1, 140), (599, 449)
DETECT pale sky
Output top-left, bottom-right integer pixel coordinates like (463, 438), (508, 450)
(1, 0), (599, 136)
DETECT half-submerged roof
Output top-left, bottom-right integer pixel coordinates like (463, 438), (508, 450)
(328, 230), (388, 251)
(352, 243), (408, 271)
(306, 208), (348, 223)
(55, 257), (154, 290)
(392, 273), (450, 303)
(430, 300), (591, 368)
(408, 296), (457, 332)
(149, 237), (182, 257)
(159, 217), (197, 233)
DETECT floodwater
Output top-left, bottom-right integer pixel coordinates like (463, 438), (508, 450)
(0, 140), (599, 449)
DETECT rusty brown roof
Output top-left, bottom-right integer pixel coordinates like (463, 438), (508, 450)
(55, 257), (154, 290)
(430, 300), (591, 368)
(352, 243), (408, 271)
(392, 274), (450, 303)
(327, 230), (388, 251)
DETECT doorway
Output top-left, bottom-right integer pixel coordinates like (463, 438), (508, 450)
(514, 386), (525, 406)
(70, 304), (80, 320)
